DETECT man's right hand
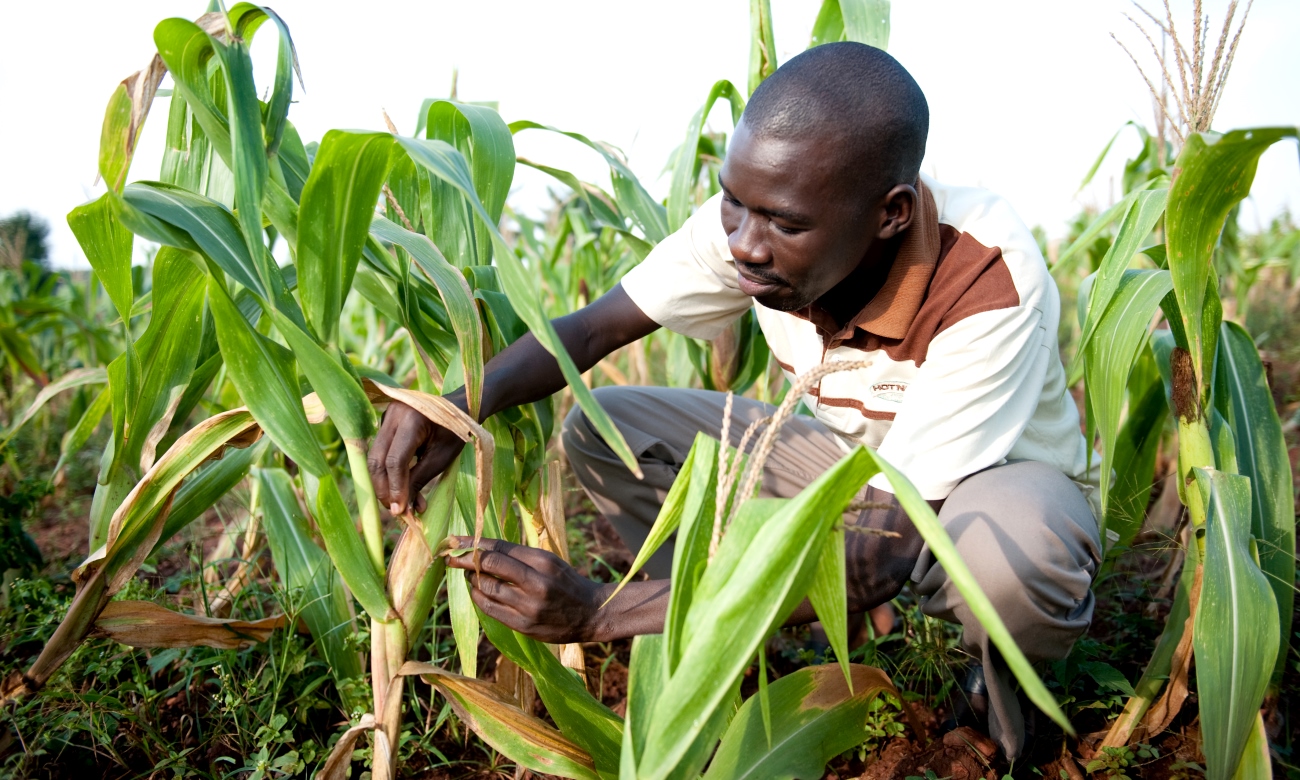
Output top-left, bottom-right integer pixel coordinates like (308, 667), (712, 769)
(368, 400), (466, 514)
(365, 284), (659, 515)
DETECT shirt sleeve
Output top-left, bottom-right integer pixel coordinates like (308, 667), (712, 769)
(619, 193), (753, 340)
(868, 304), (1050, 501)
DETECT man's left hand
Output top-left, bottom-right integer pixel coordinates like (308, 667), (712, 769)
(442, 537), (607, 644)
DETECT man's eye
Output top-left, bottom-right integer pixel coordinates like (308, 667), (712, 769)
(722, 194), (741, 207)
(774, 223), (802, 235)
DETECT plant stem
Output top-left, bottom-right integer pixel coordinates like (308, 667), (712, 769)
(345, 439), (386, 575)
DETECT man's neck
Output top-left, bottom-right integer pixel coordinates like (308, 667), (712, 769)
(815, 236), (901, 328)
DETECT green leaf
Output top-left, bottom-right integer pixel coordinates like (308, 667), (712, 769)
(1069, 188), (1168, 383)
(156, 438), (263, 547)
(370, 217), (484, 420)
(624, 633), (737, 780)
(838, 0), (890, 48)
(405, 663), (600, 780)
(121, 182), (261, 297)
(871, 457), (1070, 732)
(422, 101), (516, 268)
(397, 136), (642, 477)
(207, 33), (269, 297)
(641, 449), (878, 780)
(1083, 269), (1173, 518)
(119, 248), (207, 473)
(705, 664), (903, 780)
(270, 310), (376, 442)
(1213, 321), (1295, 683)
(1166, 128), (1298, 388)
(807, 524), (851, 688)
(154, 18), (232, 165)
(312, 472), (393, 620)
(809, 0), (891, 48)
(297, 131), (396, 344)
(1077, 661), (1136, 697)
(748, 0), (777, 95)
(1192, 468), (1279, 780)
(1, 368), (106, 451)
(207, 277), (325, 475)
(510, 122), (669, 244)
(259, 468), (365, 709)
(68, 195), (134, 323)
(1101, 365), (1167, 558)
(481, 616), (624, 777)
(56, 386), (112, 476)
(668, 81), (745, 231)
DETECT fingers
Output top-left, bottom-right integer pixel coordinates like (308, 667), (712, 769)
(444, 537), (565, 576)
(367, 403), (434, 512)
(408, 434), (465, 502)
(367, 407), (400, 510)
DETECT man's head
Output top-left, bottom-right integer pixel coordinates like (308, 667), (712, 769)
(718, 42), (929, 313)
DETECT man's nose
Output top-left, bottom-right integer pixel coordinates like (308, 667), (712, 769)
(728, 212), (772, 266)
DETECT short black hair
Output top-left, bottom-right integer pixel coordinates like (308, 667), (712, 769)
(742, 42), (929, 200)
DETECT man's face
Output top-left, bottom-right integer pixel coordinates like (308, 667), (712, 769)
(718, 120), (879, 312)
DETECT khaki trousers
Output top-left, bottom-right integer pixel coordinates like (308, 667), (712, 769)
(561, 386), (1101, 759)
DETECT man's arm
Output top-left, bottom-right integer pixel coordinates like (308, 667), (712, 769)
(444, 486), (937, 642)
(368, 283), (659, 513)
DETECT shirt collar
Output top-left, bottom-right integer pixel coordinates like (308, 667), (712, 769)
(801, 178), (941, 342)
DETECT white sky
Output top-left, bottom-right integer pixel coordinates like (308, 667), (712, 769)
(2, 0), (1296, 269)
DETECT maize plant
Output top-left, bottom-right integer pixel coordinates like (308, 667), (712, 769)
(1059, 123), (1298, 779)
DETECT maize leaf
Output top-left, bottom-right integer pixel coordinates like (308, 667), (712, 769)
(97, 54), (167, 194)
(259, 467), (365, 704)
(641, 449), (878, 780)
(1166, 128), (1298, 387)
(705, 664), (912, 780)
(370, 216), (483, 419)
(91, 599), (286, 649)
(122, 182), (262, 297)
(873, 456), (1069, 731)
(400, 661), (600, 780)
(748, 0), (776, 95)
(422, 101), (515, 269)
(68, 195), (134, 323)
(1192, 468), (1279, 780)
(810, 0), (891, 49)
(668, 81), (744, 231)
(205, 30), (268, 295)
(1069, 188), (1169, 384)
(480, 615), (624, 776)
(510, 121), (668, 243)
(1213, 321), (1295, 683)
(1083, 269), (1173, 519)
(154, 18), (234, 176)
(1101, 367), (1168, 558)
(0, 367), (106, 449)
(56, 385), (112, 475)
(624, 633), (737, 780)
(297, 131), (395, 345)
(397, 135), (641, 477)
(807, 524), (851, 688)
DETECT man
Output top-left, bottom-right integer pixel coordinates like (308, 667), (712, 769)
(368, 42), (1100, 760)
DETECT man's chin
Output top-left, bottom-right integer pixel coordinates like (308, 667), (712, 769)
(754, 290), (813, 312)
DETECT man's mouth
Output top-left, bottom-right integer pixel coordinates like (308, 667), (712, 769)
(736, 268), (784, 297)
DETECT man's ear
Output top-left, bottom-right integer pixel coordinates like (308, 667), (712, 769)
(877, 183), (917, 240)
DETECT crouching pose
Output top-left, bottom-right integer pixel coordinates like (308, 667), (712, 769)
(368, 42), (1101, 760)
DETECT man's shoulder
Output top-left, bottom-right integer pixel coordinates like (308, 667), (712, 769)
(923, 173), (1052, 305)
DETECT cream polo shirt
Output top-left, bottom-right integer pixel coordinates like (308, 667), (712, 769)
(619, 173), (1096, 503)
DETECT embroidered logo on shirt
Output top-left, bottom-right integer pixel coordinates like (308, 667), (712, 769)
(871, 382), (908, 403)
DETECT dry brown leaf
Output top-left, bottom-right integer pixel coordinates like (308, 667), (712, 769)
(317, 713), (377, 780)
(91, 600), (286, 649)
